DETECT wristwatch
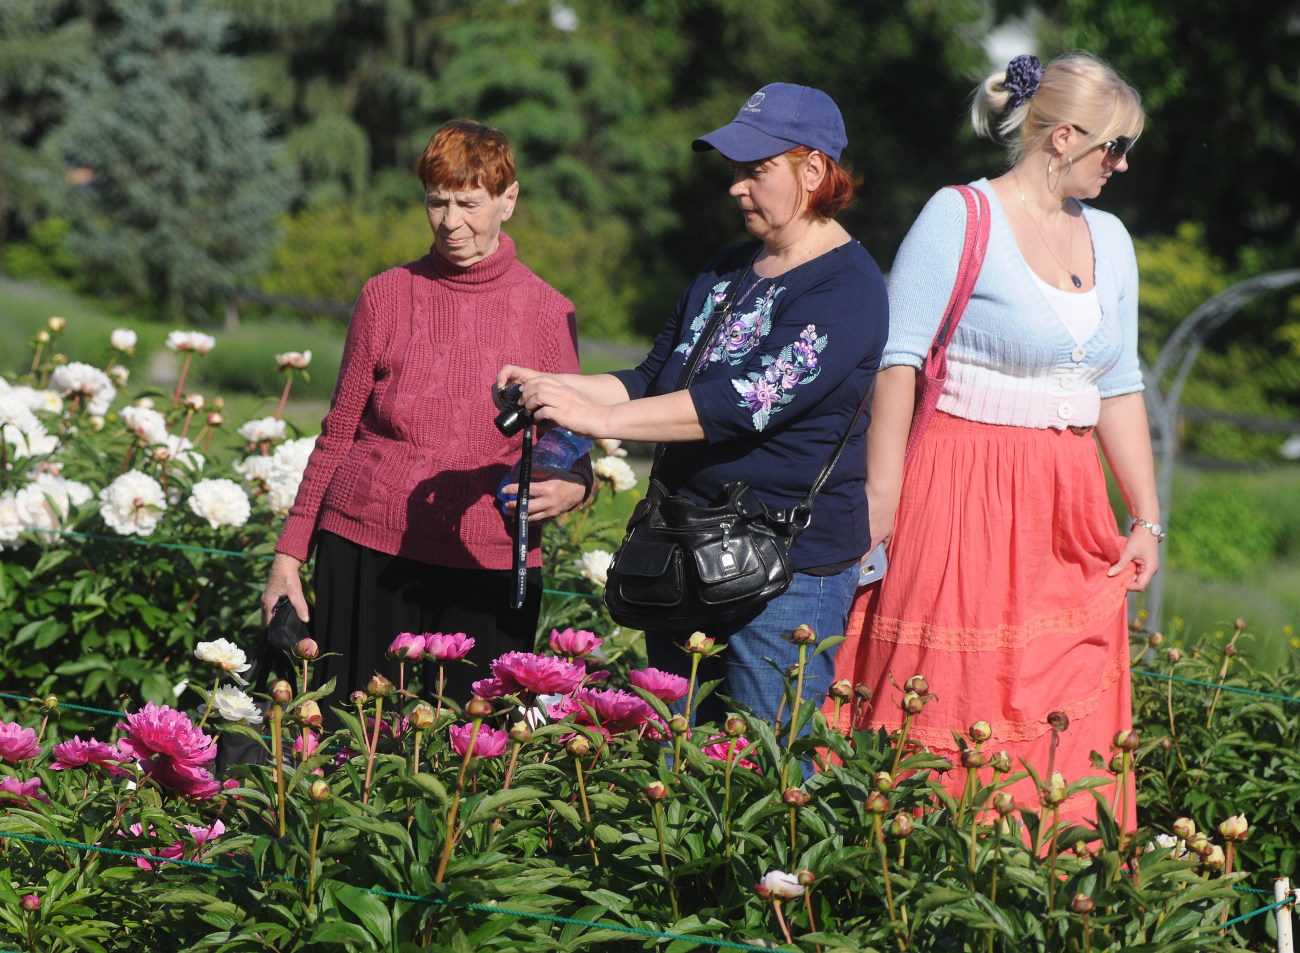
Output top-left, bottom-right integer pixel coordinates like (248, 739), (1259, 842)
(1130, 518), (1166, 542)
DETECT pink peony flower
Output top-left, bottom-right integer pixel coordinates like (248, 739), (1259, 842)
(449, 723), (508, 759)
(184, 819), (226, 845)
(119, 703), (217, 766)
(471, 677), (509, 699)
(552, 688), (655, 733)
(491, 651), (587, 695)
(121, 820), (225, 870)
(0, 776), (50, 803)
(426, 631), (475, 661)
(548, 627), (602, 658)
(147, 760), (221, 799)
(50, 736), (129, 775)
(0, 721), (41, 761)
(701, 735), (760, 773)
(629, 667), (689, 703)
(387, 632), (427, 661)
(293, 731), (320, 760)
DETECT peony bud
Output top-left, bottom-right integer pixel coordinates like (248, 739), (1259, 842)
(566, 736), (591, 757)
(509, 720), (532, 744)
(294, 637), (319, 660)
(685, 632), (715, 654)
(1160, 736), (1172, 751)
(207, 411), (224, 427)
(21, 894), (40, 912)
(786, 624), (816, 645)
(349, 690), (368, 707)
(890, 813), (915, 837)
(465, 696), (493, 719)
(865, 792), (890, 814)
(36, 330), (50, 343)
(961, 747), (987, 769)
(993, 791), (1015, 815)
(1148, 631), (1164, 646)
(854, 683), (873, 702)
(873, 771), (894, 793)
(111, 327), (137, 351)
(782, 787), (811, 807)
(47, 316), (66, 333)
(904, 674), (928, 695)
(367, 674), (393, 697)
(724, 715), (747, 737)
(669, 714), (689, 736)
(295, 700), (322, 728)
(1224, 643), (1237, 657)
(1202, 844), (1226, 869)
(1218, 815), (1249, 842)
(309, 779), (331, 801)
(1172, 817), (1196, 840)
(1047, 711), (1070, 732)
(408, 702), (435, 730)
(1167, 648), (1182, 664)
(1042, 771), (1068, 806)
(968, 720), (992, 743)
(183, 393), (205, 410)
(646, 781), (668, 801)
(829, 678), (853, 700)
(797, 868), (816, 886)
(1071, 893), (1095, 914)
(990, 750), (1012, 773)
(1114, 729), (1140, 751)
(43, 695), (58, 710)
(1108, 751), (1126, 773)
(901, 691), (925, 714)
(89, 414), (105, 431)
(1235, 618), (1247, 632)
(271, 680), (293, 704)
(1187, 831), (1210, 855)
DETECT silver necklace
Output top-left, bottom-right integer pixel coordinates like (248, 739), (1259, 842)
(1016, 174), (1082, 289)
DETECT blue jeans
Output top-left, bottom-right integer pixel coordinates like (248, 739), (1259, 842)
(645, 563), (859, 731)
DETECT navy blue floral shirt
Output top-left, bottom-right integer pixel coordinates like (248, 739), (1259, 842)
(612, 239), (888, 570)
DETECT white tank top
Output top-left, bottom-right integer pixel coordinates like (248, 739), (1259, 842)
(1031, 270), (1102, 344)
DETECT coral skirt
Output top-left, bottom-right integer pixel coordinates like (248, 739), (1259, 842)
(831, 412), (1136, 831)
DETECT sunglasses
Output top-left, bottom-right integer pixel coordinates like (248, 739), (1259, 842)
(1071, 125), (1134, 159)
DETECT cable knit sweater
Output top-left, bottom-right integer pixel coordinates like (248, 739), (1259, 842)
(883, 179), (1142, 430)
(275, 233), (583, 570)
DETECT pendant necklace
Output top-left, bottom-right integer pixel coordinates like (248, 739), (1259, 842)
(1017, 173), (1082, 289)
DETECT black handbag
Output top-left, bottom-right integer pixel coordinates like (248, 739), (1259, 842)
(604, 250), (869, 632)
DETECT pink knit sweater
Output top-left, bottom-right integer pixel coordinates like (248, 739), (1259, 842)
(275, 234), (582, 570)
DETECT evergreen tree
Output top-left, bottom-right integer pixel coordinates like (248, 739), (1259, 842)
(47, 0), (296, 320)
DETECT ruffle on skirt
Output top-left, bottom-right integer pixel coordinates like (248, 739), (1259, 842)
(830, 412), (1137, 831)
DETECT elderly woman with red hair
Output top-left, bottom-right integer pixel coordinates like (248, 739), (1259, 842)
(262, 119), (589, 711)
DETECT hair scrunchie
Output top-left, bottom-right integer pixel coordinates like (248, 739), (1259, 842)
(1003, 54), (1044, 110)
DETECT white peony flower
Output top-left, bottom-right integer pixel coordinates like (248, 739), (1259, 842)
(265, 436), (316, 517)
(165, 330), (216, 354)
(233, 454), (275, 490)
(194, 638), (251, 685)
(594, 438), (627, 457)
(593, 456), (637, 493)
(50, 362), (116, 415)
(110, 328), (137, 351)
(0, 492), (25, 550)
(211, 685), (263, 725)
(120, 405), (171, 446)
(236, 416), (287, 444)
(14, 473), (92, 538)
(0, 394), (39, 433)
(759, 870), (805, 900)
(182, 393), (205, 411)
(98, 470), (167, 536)
(188, 478), (251, 529)
(275, 350), (312, 370)
(578, 549), (613, 587)
(4, 421), (60, 459)
(1, 382), (62, 415)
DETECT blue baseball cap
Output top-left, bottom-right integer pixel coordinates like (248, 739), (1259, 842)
(692, 83), (848, 163)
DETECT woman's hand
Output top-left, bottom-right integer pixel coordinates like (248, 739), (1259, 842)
(866, 485), (899, 552)
(498, 467), (589, 521)
(262, 553), (309, 626)
(517, 376), (612, 439)
(1107, 530), (1160, 592)
(496, 364), (542, 391)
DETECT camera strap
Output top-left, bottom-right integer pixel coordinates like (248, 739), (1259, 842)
(510, 421), (534, 609)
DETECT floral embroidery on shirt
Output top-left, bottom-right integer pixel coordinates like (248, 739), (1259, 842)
(731, 324), (826, 431)
(675, 280), (782, 368)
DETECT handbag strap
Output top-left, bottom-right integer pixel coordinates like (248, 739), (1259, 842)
(930, 184), (990, 352)
(653, 244), (872, 535)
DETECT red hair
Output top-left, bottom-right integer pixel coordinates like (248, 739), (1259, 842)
(785, 145), (861, 218)
(416, 119), (515, 196)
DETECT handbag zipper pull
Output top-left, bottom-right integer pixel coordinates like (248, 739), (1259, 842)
(719, 521), (737, 572)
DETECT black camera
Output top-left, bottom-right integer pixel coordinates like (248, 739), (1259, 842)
(493, 382), (532, 437)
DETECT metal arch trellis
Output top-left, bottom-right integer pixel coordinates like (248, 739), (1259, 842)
(1138, 269), (1300, 629)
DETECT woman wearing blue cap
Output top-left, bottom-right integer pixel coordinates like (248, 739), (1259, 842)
(498, 83), (887, 728)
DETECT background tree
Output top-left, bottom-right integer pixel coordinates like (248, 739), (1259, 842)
(44, 0), (296, 321)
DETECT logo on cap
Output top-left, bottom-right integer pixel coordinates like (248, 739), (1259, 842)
(743, 92), (765, 112)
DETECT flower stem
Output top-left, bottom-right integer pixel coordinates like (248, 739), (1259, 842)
(652, 801), (679, 920)
(772, 899), (794, 946)
(172, 353), (194, 407)
(435, 719), (482, 883)
(274, 378), (293, 420)
(362, 696), (384, 805)
(306, 802), (322, 912)
(195, 676), (220, 731)
(272, 705), (286, 837)
(573, 755), (600, 867)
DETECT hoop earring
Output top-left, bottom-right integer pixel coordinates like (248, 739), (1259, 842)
(1046, 152), (1072, 192)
